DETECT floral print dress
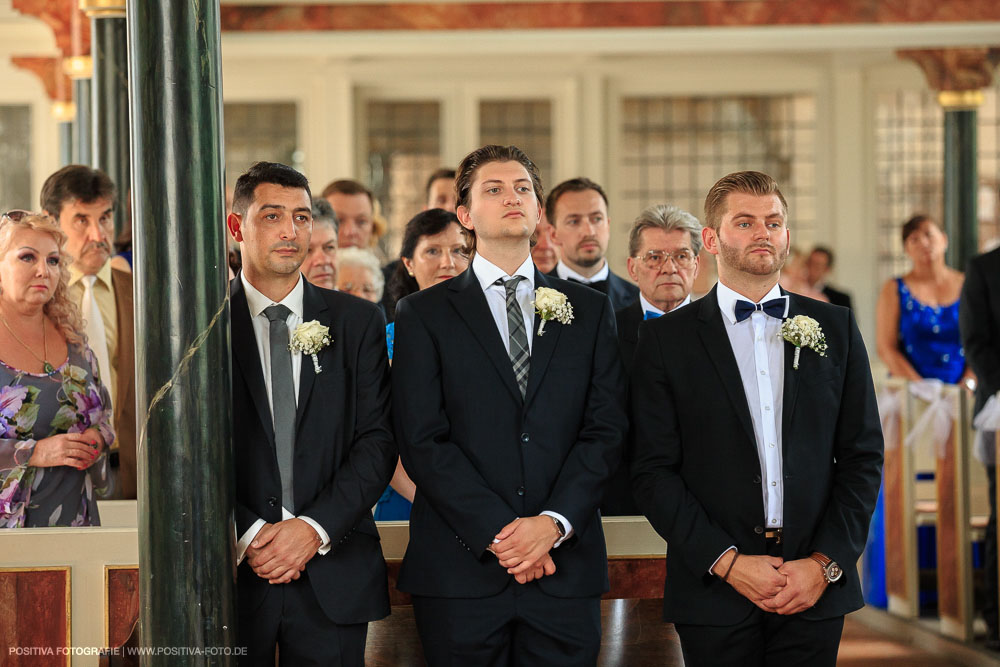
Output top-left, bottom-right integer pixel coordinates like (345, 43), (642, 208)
(0, 343), (114, 528)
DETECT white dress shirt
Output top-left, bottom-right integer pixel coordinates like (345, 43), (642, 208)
(555, 259), (609, 285)
(639, 293), (691, 317)
(236, 272), (331, 563)
(471, 253), (573, 546)
(709, 281), (788, 572)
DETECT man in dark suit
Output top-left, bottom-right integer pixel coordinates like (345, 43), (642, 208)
(960, 246), (1000, 646)
(545, 177), (638, 311)
(392, 145), (627, 666)
(227, 161), (395, 666)
(806, 246), (852, 310)
(630, 171), (883, 666)
(603, 203), (703, 516)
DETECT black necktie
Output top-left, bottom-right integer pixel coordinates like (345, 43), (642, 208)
(734, 297), (788, 323)
(566, 277), (608, 294)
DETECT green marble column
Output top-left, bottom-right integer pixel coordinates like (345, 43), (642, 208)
(940, 91), (980, 270)
(128, 0), (236, 661)
(72, 77), (92, 165)
(90, 11), (130, 238)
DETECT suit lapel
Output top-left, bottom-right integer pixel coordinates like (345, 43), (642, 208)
(781, 291), (801, 441)
(230, 276), (275, 443)
(449, 267), (522, 403)
(295, 280), (330, 433)
(524, 271), (561, 407)
(696, 286), (756, 447)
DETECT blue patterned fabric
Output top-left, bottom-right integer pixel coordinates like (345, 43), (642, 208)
(896, 277), (965, 383)
(385, 321), (395, 362)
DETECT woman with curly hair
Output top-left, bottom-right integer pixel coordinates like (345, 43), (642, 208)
(0, 211), (113, 527)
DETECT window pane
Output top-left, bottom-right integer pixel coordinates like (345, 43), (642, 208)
(0, 105), (32, 210)
(480, 100), (553, 190)
(224, 102), (299, 189)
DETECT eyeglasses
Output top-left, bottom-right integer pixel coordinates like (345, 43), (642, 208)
(636, 249), (697, 271)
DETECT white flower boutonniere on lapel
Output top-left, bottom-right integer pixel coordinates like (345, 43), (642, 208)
(289, 320), (332, 374)
(778, 315), (827, 370)
(532, 287), (574, 336)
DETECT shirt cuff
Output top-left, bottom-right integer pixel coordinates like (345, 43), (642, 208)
(297, 515), (332, 555)
(541, 511), (574, 548)
(236, 519), (267, 565)
(709, 546), (737, 575)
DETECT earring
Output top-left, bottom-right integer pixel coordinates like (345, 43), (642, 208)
(407, 271), (414, 277)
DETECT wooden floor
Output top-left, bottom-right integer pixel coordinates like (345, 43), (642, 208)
(366, 600), (1000, 666)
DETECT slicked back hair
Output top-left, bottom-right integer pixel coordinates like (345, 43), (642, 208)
(627, 204), (703, 257)
(232, 161), (311, 216)
(703, 171), (787, 232)
(545, 177), (608, 226)
(455, 145), (544, 211)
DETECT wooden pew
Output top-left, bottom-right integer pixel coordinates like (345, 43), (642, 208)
(881, 377), (919, 617)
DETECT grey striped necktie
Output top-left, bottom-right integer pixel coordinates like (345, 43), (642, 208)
(501, 276), (530, 399)
(263, 304), (295, 510)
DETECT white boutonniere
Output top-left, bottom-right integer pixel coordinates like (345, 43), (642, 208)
(532, 287), (574, 336)
(778, 315), (827, 370)
(289, 320), (332, 374)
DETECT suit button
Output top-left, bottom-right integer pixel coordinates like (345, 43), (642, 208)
(754, 525), (764, 535)
(520, 433), (530, 444)
(753, 475), (761, 484)
(267, 496), (278, 507)
(516, 486), (525, 496)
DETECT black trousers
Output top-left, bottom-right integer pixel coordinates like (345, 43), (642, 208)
(985, 464), (998, 637)
(412, 581), (601, 667)
(237, 573), (368, 667)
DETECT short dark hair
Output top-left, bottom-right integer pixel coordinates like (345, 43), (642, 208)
(545, 177), (608, 226)
(232, 161), (311, 216)
(40, 165), (116, 218)
(311, 197), (339, 233)
(425, 168), (456, 198)
(455, 145), (544, 211)
(902, 214), (936, 243)
(704, 171), (787, 231)
(810, 245), (834, 267)
(320, 179), (373, 206)
(388, 208), (468, 318)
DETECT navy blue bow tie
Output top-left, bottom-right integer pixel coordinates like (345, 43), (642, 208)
(644, 310), (662, 320)
(734, 297), (788, 323)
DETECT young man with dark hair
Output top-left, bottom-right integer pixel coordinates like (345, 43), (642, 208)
(321, 178), (381, 250)
(392, 145), (627, 665)
(227, 161), (395, 665)
(545, 177), (638, 310)
(40, 164), (137, 500)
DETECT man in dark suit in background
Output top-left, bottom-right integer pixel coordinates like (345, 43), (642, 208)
(392, 145), (627, 666)
(227, 161), (395, 665)
(807, 246), (852, 310)
(960, 245), (1000, 647)
(630, 171), (883, 666)
(546, 177), (638, 311)
(603, 203), (702, 516)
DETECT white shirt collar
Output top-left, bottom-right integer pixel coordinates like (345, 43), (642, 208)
(639, 293), (690, 316)
(472, 253), (536, 293)
(241, 272), (304, 320)
(555, 259), (609, 284)
(716, 280), (784, 325)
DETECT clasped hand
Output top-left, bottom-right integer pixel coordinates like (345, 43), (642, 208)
(490, 516), (559, 584)
(246, 518), (322, 584)
(29, 427), (104, 469)
(713, 551), (827, 615)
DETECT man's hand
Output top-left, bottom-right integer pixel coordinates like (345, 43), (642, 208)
(713, 552), (787, 611)
(247, 518), (323, 584)
(492, 516), (561, 576)
(762, 558), (827, 615)
(513, 553), (557, 584)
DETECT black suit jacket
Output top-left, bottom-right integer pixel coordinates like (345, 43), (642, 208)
(629, 286), (883, 625)
(392, 266), (627, 598)
(961, 247), (1000, 416)
(547, 266), (639, 312)
(231, 276), (396, 624)
(615, 300), (644, 375)
(822, 284), (853, 310)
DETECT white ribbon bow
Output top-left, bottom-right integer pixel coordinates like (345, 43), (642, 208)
(905, 379), (958, 460)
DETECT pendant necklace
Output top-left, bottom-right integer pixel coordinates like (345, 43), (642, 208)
(0, 312), (57, 376)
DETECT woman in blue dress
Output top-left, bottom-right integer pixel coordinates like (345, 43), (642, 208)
(377, 208), (471, 520)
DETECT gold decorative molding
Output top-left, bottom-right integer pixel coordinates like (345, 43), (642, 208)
(64, 55), (93, 79)
(938, 90), (985, 110)
(80, 0), (125, 18)
(51, 101), (76, 122)
(897, 47), (1000, 93)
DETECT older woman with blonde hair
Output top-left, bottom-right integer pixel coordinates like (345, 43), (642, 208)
(0, 211), (113, 527)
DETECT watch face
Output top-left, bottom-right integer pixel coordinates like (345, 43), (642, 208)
(826, 562), (843, 582)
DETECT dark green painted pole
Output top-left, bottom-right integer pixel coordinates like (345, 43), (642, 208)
(72, 76), (92, 165)
(940, 92), (980, 270)
(128, 0), (236, 661)
(90, 12), (131, 238)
